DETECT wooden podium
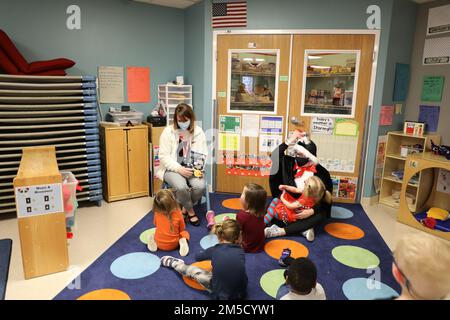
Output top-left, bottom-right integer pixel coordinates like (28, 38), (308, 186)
(13, 146), (69, 279)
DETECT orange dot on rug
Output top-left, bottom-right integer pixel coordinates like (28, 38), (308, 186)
(77, 289), (131, 300)
(182, 260), (212, 291)
(222, 198), (242, 210)
(264, 239), (309, 260)
(324, 222), (365, 240)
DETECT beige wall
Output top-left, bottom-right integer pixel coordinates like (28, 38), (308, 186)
(405, 0), (450, 145)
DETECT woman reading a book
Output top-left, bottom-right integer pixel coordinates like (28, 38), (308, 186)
(156, 103), (208, 226)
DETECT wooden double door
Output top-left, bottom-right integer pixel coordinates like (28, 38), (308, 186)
(215, 33), (375, 203)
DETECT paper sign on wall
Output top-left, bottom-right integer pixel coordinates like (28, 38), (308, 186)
(218, 133), (240, 151)
(311, 134), (357, 173)
(374, 135), (387, 194)
(423, 37), (450, 65)
(260, 116), (283, 134)
(393, 63), (410, 102)
(334, 119), (359, 136)
(242, 114), (260, 137)
(311, 117), (334, 135)
(421, 76), (444, 102)
(127, 66), (150, 103)
(379, 106), (394, 126)
(436, 169), (450, 195)
(419, 105), (440, 132)
(259, 134), (282, 153)
(427, 4), (450, 36)
(219, 115), (241, 133)
(15, 183), (63, 218)
(98, 66), (124, 103)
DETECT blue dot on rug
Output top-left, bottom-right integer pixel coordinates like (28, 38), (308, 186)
(200, 234), (219, 250)
(331, 206), (354, 219)
(342, 278), (399, 300)
(110, 252), (160, 280)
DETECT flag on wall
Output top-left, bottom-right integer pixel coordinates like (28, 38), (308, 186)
(212, 1), (247, 28)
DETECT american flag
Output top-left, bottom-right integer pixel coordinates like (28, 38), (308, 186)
(212, 1), (247, 29)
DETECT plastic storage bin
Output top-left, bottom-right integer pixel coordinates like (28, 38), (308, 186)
(61, 171), (79, 232)
(107, 110), (144, 125)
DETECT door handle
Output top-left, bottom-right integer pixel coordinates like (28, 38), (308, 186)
(290, 116), (304, 126)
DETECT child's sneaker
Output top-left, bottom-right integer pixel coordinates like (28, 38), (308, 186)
(161, 256), (183, 268)
(147, 231), (157, 252)
(206, 210), (216, 230)
(264, 224), (284, 238)
(179, 237), (189, 257)
(278, 248), (291, 267)
(302, 228), (315, 242)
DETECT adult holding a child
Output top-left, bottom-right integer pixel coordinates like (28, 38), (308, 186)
(265, 129), (333, 241)
(157, 103), (207, 226)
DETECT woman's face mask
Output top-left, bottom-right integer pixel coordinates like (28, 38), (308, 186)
(178, 119), (191, 131)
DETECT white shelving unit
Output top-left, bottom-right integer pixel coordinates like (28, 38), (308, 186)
(157, 84), (192, 126)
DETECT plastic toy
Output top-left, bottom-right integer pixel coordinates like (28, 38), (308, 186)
(427, 207), (449, 221)
(61, 171), (81, 239)
(431, 140), (450, 160)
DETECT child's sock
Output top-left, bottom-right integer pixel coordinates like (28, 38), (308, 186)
(206, 210), (216, 230)
(147, 231), (157, 252)
(264, 198), (280, 225)
(179, 238), (189, 257)
(161, 256), (184, 269)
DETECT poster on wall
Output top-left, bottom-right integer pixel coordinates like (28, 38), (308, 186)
(334, 119), (359, 136)
(374, 135), (387, 194)
(421, 76), (444, 102)
(260, 116), (283, 134)
(98, 66), (124, 103)
(127, 66), (150, 103)
(218, 132), (240, 151)
(379, 105), (394, 126)
(311, 134), (357, 173)
(393, 63), (410, 102)
(418, 105), (440, 132)
(219, 115), (241, 133)
(311, 117), (334, 135)
(259, 134), (283, 153)
(242, 114), (260, 137)
(427, 4), (450, 36)
(423, 37), (450, 65)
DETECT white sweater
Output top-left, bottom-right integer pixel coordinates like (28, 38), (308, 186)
(156, 124), (208, 181)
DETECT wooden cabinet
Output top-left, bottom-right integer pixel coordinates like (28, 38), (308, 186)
(100, 124), (149, 202)
(379, 131), (440, 209)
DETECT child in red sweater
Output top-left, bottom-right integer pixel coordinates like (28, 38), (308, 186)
(236, 183), (267, 253)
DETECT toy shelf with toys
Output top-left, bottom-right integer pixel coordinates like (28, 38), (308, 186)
(379, 131), (440, 210)
(397, 152), (450, 241)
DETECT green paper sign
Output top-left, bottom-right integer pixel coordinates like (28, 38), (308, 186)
(218, 91), (226, 98)
(219, 115), (241, 133)
(421, 76), (444, 102)
(279, 75), (289, 82)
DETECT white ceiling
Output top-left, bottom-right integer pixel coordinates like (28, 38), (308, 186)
(133, 0), (202, 9)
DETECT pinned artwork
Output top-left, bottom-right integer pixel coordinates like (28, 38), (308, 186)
(219, 115), (241, 133)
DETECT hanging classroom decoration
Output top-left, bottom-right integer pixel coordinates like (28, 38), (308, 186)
(423, 37), (450, 65)
(98, 66), (124, 103)
(212, 1), (247, 29)
(311, 117), (334, 135)
(379, 106), (394, 126)
(218, 132), (240, 151)
(426, 4), (450, 36)
(421, 76), (444, 102)
(418, 105), (440, 132)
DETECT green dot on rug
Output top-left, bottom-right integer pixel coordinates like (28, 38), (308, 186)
(139, 228), (156, 244)
(332, 245), (380, 269)
(260, 269), (286, 298)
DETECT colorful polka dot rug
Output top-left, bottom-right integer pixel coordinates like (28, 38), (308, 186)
(54, 193), (400, 300)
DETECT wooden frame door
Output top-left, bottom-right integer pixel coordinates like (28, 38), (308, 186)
(215, 34), (291, 195)
(288, 34), (375, 203)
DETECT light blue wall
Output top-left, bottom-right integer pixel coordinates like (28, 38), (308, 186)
(0, 0), (185, 117)
(363, 0), (418, 197)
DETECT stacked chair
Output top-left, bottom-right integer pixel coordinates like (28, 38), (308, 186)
(0, 74), (102, 215)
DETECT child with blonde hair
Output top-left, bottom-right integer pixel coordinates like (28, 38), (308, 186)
(264, 176), (331, 240)
(236, 183), (267, 253)
(161, 219), (248, 300)
(392, 232), (450, 300)
(147, 189), (190, 257)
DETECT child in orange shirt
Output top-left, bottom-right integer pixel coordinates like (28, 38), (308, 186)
(147, 189), (190, 256)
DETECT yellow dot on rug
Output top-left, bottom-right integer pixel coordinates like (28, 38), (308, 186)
(77, 289), (131, 300)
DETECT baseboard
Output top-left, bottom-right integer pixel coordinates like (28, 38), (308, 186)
(361, 195), (379, 206)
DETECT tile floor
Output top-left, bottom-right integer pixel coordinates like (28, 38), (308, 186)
(1, 196), (423, 300)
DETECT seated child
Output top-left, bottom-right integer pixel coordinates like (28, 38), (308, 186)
(147, 189), (190, 257)
(264, 175), (327, 226)
(161, 219), (248, 300)
(236, 183), (267, 253)
(392, 232), (450, 300)
(276, 256), (326, 300)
